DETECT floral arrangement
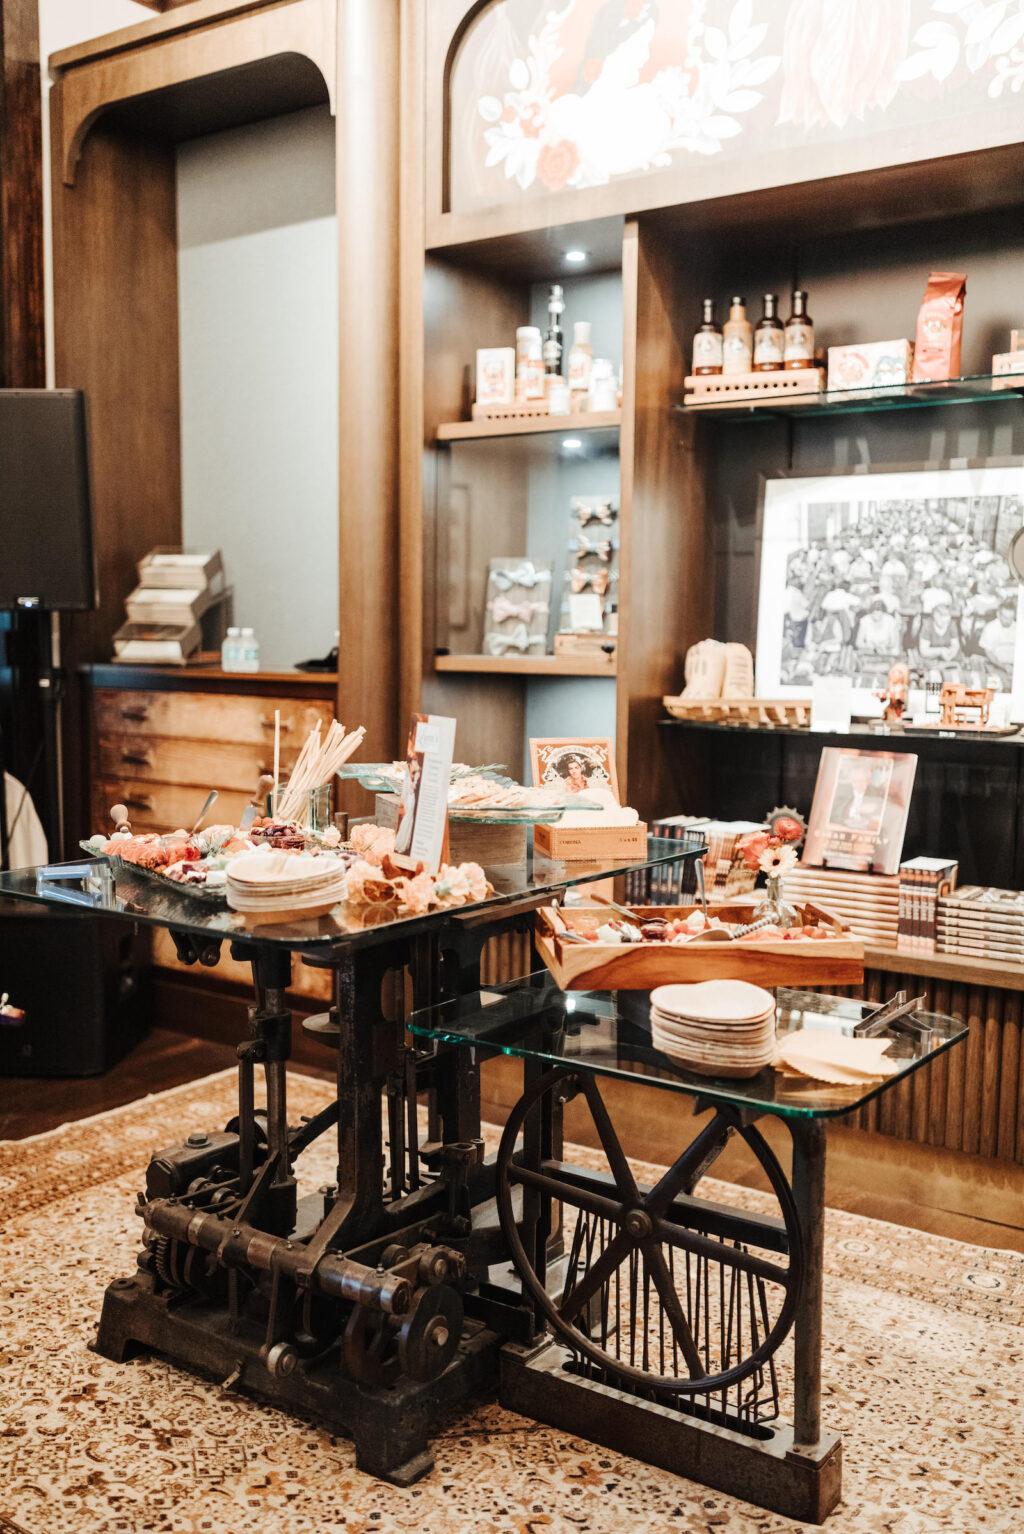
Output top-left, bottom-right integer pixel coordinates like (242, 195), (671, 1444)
(739, 807), (806, 880)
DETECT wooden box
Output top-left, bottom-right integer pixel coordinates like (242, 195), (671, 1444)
(533, 821), (648, 862)
(535, 902), (864, 989)
(374, 792), (528, 865)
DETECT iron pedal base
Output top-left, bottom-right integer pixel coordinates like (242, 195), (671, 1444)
(500, 1339), (842, 1524)
(94, 1273), (501, 1486)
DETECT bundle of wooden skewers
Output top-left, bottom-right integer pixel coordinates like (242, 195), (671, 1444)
(273, 716), (366, 825)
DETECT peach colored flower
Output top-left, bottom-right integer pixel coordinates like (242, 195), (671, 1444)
(463, 863), (490, 903)
(349, 823), (395, 866)
(397, 871), (437, 915)
(536, 138), (580, 191)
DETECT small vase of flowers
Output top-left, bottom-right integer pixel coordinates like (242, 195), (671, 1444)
(739, 809), (806, 931)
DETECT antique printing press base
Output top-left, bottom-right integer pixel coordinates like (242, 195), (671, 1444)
(0, 846), (699, 1489)
(408, 980), (967, 1524)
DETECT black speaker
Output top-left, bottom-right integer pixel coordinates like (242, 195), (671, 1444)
(0, 902), (151, 1076)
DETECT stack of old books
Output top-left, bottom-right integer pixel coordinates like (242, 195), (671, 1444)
(784, 864), (900, 946)
(628, 816), (763, 903)
(896, 856), (958, 954)
(113, 548), (225, 664)
(936, 886), (1024, 963)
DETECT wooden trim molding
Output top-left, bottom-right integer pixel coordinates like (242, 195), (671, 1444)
(53, 0), (337, 185)
(0, 0), (45, 387)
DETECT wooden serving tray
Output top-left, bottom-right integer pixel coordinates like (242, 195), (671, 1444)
(663, 696), (811, 728)
(535, 902), (864, 990)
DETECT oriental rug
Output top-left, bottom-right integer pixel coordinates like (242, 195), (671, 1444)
(1, 1069), (1023, 1534)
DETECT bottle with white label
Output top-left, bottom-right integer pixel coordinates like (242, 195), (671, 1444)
(753, 294), (785, 371)
(722, 297), (753, 375)
(692, 298), (723, 375)
(588, 358), (617, 412)
(515, 325), (544, 399)
(221, 626), (241, 672)
(238, 627), (260, 673)
(568, 321), (593, 402)
(784, 290), (814, 369)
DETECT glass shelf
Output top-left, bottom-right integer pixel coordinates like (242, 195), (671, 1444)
(407, 973), (967, 1121)
(674, 372), (1024, 421)
(659, 717), (1024, 747)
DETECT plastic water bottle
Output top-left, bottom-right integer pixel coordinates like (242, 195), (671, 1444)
(221, 626), (241, 671)
(239, 627), (260, 673)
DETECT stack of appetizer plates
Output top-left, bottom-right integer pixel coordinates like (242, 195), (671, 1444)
(649, 980), (776, 1078)
(226, 849), (347, 923)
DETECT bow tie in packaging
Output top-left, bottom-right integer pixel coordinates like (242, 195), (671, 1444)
(484, 557), (552, 656)
(558, 494), (619, 643)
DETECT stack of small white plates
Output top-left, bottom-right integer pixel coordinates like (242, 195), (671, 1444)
(649, 980), (777, 1078)
(226, 849), (348, 922)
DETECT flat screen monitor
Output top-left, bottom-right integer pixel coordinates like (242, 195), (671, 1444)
(0, 389), (97, 611)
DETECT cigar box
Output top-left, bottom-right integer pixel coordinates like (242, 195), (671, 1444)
(827, 339), (913, 394)
(533, 820), (647, 862)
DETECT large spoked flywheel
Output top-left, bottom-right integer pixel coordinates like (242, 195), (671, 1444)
(496, 1068), (803, 1414)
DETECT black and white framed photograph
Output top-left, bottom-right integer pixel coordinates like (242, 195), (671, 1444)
(754, 464), (1024, 716)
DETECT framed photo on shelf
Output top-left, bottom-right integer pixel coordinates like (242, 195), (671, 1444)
(529, 737), (620, 801)
(754, 462), (1024, 716)
(802, 746), (917, 875)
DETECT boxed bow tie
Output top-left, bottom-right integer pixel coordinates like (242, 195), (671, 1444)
(483, 557), (552, 656)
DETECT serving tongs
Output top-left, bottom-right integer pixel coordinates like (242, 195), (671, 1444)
(853, 989), (931, 1038)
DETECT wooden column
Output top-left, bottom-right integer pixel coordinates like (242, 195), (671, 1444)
(336, 0), (401, 785)
(0, 0), (44, 387)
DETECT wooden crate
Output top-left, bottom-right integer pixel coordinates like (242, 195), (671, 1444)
(535, 902), (864, 990)
(533, 821), (647, 862)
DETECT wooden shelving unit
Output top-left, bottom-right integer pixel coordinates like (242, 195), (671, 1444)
(866, 944), (1024, 991)
(434, 653), (616, 677)
(435, 410), (621, 442)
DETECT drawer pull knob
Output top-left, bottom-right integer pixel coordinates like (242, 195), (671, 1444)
(121, 752), (152, 767)
(123, 795), (154, 811)
(121, 709), (149, 722)
(260, 718), (291, 731)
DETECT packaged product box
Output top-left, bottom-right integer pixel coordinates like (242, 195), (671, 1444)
(475, 347), (515, 406)
(826, 339), (913, 393)
(1010, 329), (1024, 353)
(991, 351), (1024, 391)
(912, 271), (966, 381)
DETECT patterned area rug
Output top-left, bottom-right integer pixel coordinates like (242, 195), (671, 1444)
(2, 1069), (1023, 1534)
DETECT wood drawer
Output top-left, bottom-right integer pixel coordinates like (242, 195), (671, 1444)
(94, 689), (334, 746)
(92, 778), (253, 833)
(98, 735), (286, 793)
(151, 930), (332, 1002)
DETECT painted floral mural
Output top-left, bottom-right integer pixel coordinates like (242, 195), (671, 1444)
(450, 0), (1024, 208)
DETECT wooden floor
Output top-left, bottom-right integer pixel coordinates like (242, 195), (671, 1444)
(3, 1025), (1023, 1254)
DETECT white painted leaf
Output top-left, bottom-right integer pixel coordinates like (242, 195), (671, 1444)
(896, 50), (943, 80)
(705, 114), (743, 137)
(731, 21), (767, 58)
(478, 97), (503, 123)
(730, 0), (753, 44)
(991, 11), (1024, 51)
(740, 55), (781, 85)
(703, 25), (729, 59)
(508, 58), (529, 91)
(913, 20), (959, 46)
(723, 89), (763, 111)
(965, 1), (1010, 50)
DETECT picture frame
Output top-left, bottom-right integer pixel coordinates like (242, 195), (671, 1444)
(754, 462), (1024, 717)
(529, 737), (620, 802)
(802, 746), (918, 876)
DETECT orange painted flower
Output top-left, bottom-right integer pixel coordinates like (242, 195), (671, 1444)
(536, 138), (580, 191)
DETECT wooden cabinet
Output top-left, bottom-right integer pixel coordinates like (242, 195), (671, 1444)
(84, 662), (338, 1001)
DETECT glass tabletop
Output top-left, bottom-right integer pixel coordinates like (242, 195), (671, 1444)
(0, 838), (702, 951)
(407, 973), (968, 1120)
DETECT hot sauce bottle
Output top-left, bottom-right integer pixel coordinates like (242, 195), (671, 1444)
(692, 298), (723, 375)
(753, 294), (785, 371)
(784, 290), (814, 370)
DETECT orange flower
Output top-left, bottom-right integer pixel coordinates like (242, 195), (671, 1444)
(537, 139), (580, 191)
(739, 831), (771, 870)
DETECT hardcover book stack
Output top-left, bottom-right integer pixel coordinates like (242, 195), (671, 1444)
(784, 864), (900, 946)
(936, 886), (1024, 963)
(896, 857), (958, 954)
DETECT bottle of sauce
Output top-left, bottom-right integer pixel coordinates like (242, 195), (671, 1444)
(543, 284), (565, 375)
(722, 297), (753, 375)
(516, 326), (544, 399)
(753, 294), (785, 371)
(568, 321), (593, 402)
(784, 290), (814, 370)
(692, 298), (723, 375)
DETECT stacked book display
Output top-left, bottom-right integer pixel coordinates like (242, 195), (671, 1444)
(626, 816), (763, 904)
(113, 548), (225, 665)
(936, 887), (1024, 963)
(783, 865), (900, 946)
(896, 856), (958, 954)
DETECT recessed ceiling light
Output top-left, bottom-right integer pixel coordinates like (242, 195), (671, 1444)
(562, 437), (583, 450)
(564, 249), (587, 264)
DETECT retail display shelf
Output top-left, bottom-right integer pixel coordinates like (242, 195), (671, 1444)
(434, 653), (617, 677)
(674, 372), (1024, 421)
(659, 717), (1024, 747)
(435, 409), (621, 441)
(864, 944), (1024, 990)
